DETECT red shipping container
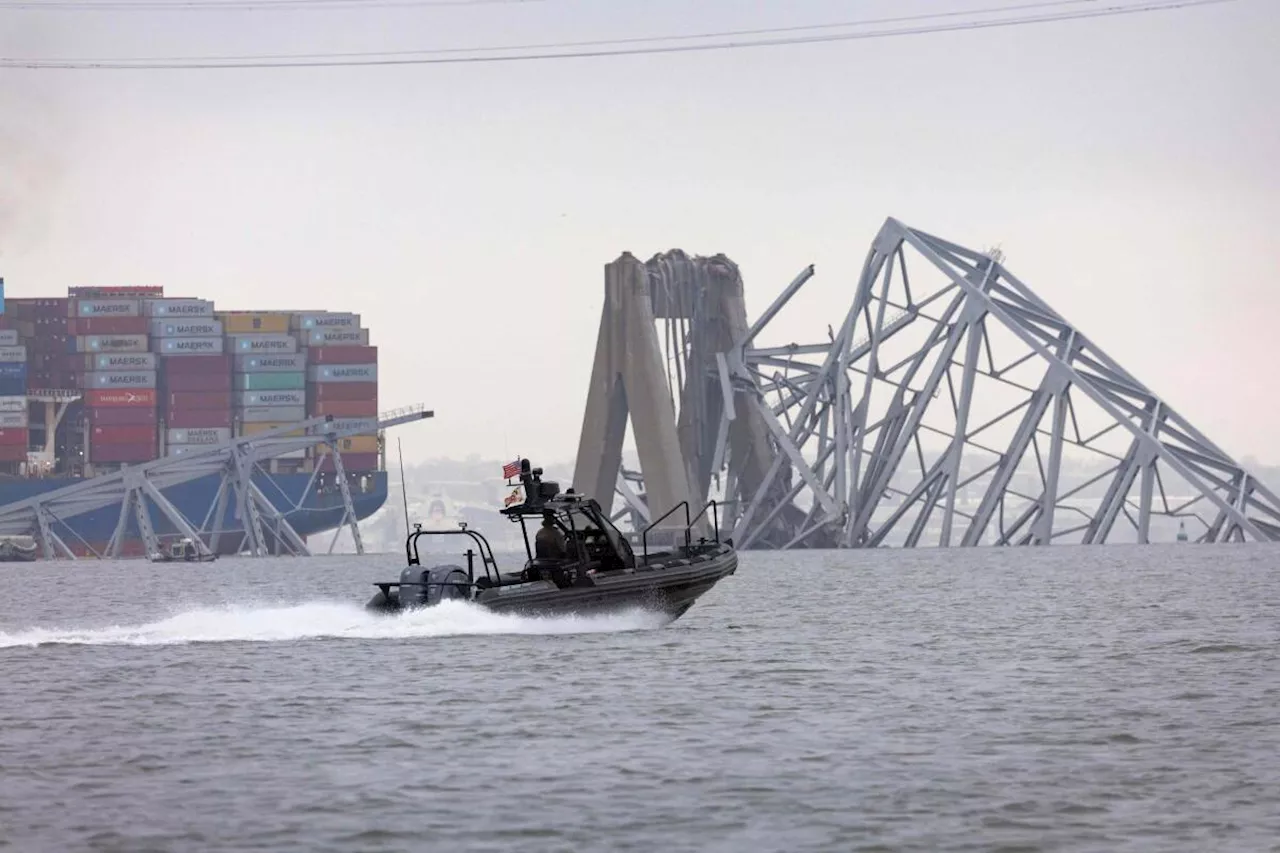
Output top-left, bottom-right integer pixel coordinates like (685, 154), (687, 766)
(307, 382), (377, 403)
(166, 409), (232, 429)
(89, 442), (156, 463)
(91, 424), (156, 445)
(310, 399), (378, 418)
(163, 373), (231, 392)
(0, 444), (27, 462)
(166, 391), (231, 410)
(86, 389), (156, 407)
(308, 345), (377, 365)
(88, 407), (159, 426)
(0, 428), (28, 446)
(162, 354), (233, 375)
(67, 316), (149, 336)
(314, 453), (378, 473)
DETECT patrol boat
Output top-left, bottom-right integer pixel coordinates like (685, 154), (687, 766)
(366, 459), (736, 620)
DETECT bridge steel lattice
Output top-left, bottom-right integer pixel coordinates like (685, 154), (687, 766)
(573, 218), (1280, 548)
(0, 405), (433, 559)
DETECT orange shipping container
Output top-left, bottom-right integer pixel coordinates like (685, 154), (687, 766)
(239, 422), (306, 437)
(218, 312), (290, 334)
(313, 435), (379, 456)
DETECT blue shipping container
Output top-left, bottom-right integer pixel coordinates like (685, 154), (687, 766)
(0, 378), (26, 396)
(0, 363), (27, 379)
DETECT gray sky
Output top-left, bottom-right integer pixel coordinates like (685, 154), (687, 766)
(1, 0), (1277, 466)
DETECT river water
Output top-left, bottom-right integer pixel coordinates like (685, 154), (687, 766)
(1, 544), (1277, 852)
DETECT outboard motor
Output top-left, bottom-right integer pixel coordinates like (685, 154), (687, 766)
(396, 563), (472, 608)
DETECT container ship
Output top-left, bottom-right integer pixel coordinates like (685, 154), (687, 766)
(0, 281), (388, 556)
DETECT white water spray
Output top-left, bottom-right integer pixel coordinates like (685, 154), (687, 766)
(0, 600), (670, 649)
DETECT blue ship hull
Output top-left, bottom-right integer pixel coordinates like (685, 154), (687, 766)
(0, 471), (388, 556)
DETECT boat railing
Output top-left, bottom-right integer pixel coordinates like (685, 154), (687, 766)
(687, 499), (721, 545)
(640, 500), (691, 562)
(405, 524), (500, 585)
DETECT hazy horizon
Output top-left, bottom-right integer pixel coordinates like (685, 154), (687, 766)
(2, 0), (1277, 467)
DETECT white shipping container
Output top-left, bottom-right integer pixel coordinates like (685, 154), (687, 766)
(0, 330), (18, 346)
(306, 328), (370, 347)
(84, 370), (157, 389)
(307, 364), (377, 383)
(0, 411), (28, 428)
(167, 427), (232, 445)
(75, 298), (141, 318)
(144, 298), (215, 317)
(228, 334), (298, 354)
(292, 312), (360, 331)
(0, 345), (27, 363)
(149, 319), (223, 338)
(155, 337), (224, 355)
(237, 390), (305, 408)
(75, 334), (148, 353)
(0, 396), (27, 413)
(92, 352), (158, 371)
(239, 405), (306, 423)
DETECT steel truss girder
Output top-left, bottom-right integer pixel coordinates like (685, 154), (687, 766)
(3, 405), (433, 559)
(585, 218), (1280, 548)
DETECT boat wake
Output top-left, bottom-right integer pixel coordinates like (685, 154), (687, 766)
(0, 600), (671, 649)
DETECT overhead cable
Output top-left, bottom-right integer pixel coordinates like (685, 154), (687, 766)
(0, 0), (1243, 69)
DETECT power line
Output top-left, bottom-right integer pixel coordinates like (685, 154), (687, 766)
(14, 0), (1113, 63)
(0, 0), (539, 9)
(0, 0), (1243, 69)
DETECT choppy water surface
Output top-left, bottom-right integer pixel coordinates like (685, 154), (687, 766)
(2, 545), (1278, 852)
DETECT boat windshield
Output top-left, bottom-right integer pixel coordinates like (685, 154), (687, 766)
(559, 505), (633, 567)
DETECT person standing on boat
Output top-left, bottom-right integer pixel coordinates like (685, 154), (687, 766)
(535, 511), (567, 560)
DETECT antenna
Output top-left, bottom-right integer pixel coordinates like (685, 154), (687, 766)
(397, 437), (410, 536)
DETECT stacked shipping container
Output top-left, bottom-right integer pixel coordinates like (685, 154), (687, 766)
(1, 286), (381, 476)
(69, 294), (158, 464)
(0, 329), (27, 463)
(220, 311), (306, 461)
(148, 299), (233, 456)
(299, 312), (378, 473)
(12, 298), (71, 391)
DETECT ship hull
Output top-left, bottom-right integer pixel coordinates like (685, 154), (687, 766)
(0, 471), (388, 556)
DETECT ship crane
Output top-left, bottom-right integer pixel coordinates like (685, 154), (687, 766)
(23, 389), (82, 476)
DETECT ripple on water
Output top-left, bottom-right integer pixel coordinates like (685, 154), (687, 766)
(2, 546), (1280, 851)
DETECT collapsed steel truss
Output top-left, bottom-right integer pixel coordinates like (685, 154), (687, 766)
(578, 218), (1280, 547)
(0, 405), (433, 559)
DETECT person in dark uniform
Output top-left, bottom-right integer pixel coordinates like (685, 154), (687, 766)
(534, 511), (567, 560)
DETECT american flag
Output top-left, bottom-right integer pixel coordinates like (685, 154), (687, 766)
(502, 459), (521, 479)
